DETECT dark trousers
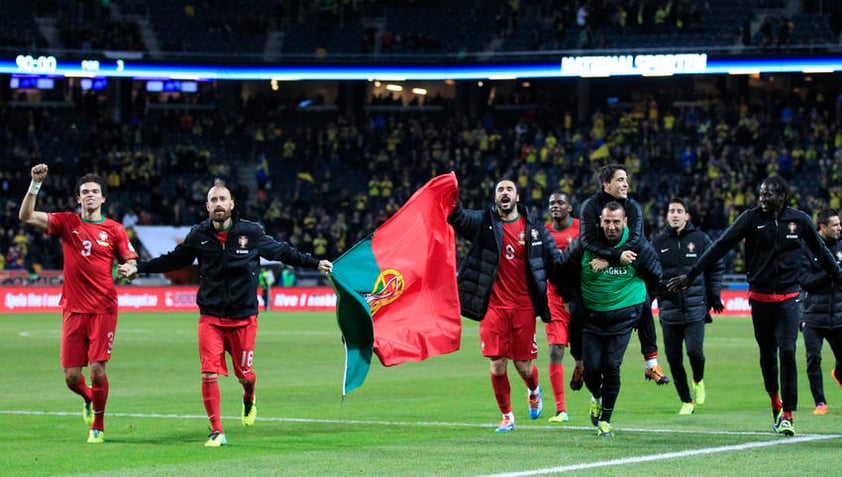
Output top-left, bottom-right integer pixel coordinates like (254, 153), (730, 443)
(660, 319), (705, 403)
(638, 295), (658, 358)
(582, 304), (640, 423)
(750, 298), (800, 412)
(802, 324), (842, 405)
(570, 296), (657, 361)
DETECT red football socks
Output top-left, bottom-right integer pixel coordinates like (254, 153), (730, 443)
(202, 376), (223, 433)
(490, 372), (512, 414)
(91, 374), (109, 431)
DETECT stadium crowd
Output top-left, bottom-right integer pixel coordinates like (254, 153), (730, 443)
(2, 75), (842, 279)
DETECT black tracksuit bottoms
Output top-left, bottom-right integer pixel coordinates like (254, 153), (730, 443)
(750, 298), (800, 413)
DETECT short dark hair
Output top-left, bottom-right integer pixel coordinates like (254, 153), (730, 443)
(761, 176), (789, 202)
(816, 208), (839, 229)
(548, 191), (570, 202)
(602, 200), (625, 216)
(494, 178), (518, 193)
(668, 196), (691, 215)
(75, 173), (108, 198)
(598, 164), (628, 185)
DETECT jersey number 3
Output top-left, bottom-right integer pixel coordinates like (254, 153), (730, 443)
(81, 240), (93, 257)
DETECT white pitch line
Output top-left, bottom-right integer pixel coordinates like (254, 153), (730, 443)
(477, 433), (842, 477)
(0, 410), (837, 439)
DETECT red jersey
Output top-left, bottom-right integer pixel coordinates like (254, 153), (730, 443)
(46, 212), (138, 313)
(545, 217), (580, 252)
(546, 217), (580, 298)
(489, 216), (531, 311)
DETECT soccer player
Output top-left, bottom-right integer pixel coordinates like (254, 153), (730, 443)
(543, 191), (580, 422)
(652, 197), (724, 415)
(448, 179), (562, 432)
(558, 201), (662, 437)
(669, 176), (842, 436)
(578, 164), (668, 386)
(118, 179), (332, 447)
(19, 163), (138, 444)
(799, 208), (842, 415)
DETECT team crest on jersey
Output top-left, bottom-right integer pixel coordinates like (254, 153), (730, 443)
(786, 222), (799, 239)
(96, 231), (109, 246)
(518, 231), (526, 245)
(687, 242), (695, 253)
(238, 235), (249, 249)
(364, 268), (405, 316)
(836, 251), (842, 262)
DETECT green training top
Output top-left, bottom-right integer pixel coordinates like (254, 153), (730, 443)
(579, 226), (647, 312)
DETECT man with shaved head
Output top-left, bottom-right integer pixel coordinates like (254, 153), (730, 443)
(119, 179), (332, 447)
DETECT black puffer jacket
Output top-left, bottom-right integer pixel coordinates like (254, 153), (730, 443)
(653, 223), (724, 324)
(448, 203), (562, 322)
(137, 216), (320, 319)
(801, 236), (842, 330)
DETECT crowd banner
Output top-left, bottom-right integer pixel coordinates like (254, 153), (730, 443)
(0, 286), (336, 313)
(0, 286), (757, 315)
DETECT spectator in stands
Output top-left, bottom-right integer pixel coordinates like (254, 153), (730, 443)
(777, 16), (793, 47)
(799, 208), (842, 416)
(117, 179), (332, 448)
(5, 244), (24, 269)
(19, 163), (138, 444)
(281, 265), (298, 287)
(258, 266), (275, 311)
(669, 176), (842, 436)
(122, 207), (139, 230)
(832, 5), (842, 43)
(760, 16), (775, 46)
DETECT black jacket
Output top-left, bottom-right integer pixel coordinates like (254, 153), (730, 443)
(448, 203), (562, 322)
(579, 190), (645, 265)
(653, 223), (724, 324)
(137, 216), (320, 319)
(687, 206), (842, 295)
(801, 236), (842, 330)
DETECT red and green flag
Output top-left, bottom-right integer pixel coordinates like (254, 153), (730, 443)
(329, 173), (461, 395)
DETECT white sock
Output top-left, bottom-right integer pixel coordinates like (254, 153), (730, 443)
(645, 358), (658, 369)
(574, 360), (583, 368)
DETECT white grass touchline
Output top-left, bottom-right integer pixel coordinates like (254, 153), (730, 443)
(1, 410), (838, 439)
(477, 434), (842, 477)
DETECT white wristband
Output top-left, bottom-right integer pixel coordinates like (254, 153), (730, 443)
(28, 180), (42, 195)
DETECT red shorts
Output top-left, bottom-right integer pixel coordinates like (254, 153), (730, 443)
(60, 310), (118, 368)
(545, 292), (570, 346)
(480, 307), (538, 361)
(198, 315), (257, 379)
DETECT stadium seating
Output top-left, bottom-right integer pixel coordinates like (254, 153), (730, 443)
(2, 2), (841, 278)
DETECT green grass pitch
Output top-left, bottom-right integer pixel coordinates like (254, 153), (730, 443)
(1, 311), (840, 476)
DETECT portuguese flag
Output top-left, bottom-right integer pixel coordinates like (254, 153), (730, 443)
(329, 173), (461, 395)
